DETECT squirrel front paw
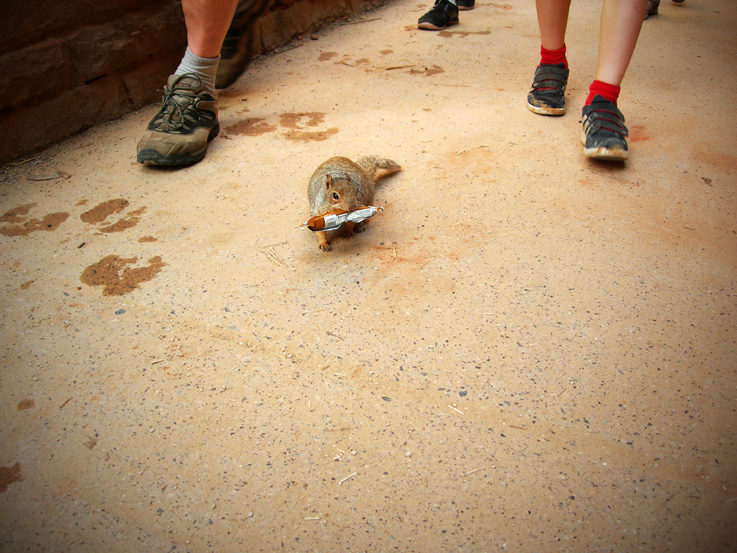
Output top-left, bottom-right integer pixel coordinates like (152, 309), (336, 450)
(317, 231), (332, 251)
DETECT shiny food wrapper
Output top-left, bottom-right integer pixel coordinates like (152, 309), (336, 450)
(299, 206), (384, 232)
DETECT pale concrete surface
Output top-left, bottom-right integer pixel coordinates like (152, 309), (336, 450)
(1, 1), (736, 551)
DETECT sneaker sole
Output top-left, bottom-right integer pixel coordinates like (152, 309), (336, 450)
(458, 5), (474, 10)
(527, 102), (565, 116)
(137, 123), (220, 166)
(418, 19), (459, 30)
(581, 131), (629, 161)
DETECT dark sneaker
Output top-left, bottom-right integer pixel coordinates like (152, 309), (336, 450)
(457, 0), (475, 10)
(581, 95), (629, 161)
(645, 0), (660, 19)
(216, 0), (270, 89)
(137, 74), (219, 166)
(527, 63), (569, 116)
(418, 0), (459, 30)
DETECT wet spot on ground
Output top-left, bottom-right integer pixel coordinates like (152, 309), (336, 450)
(1, 204), (35, 224)
(97, 207), (146, 233)
(438, 30), (492, 38)
(224, 118), (278, 136)
(138, 236), (158, 243)
(80, 199), (130, 224)
(20, 280), (34, 290)
(16, 399), (35, 411)
(0, 464), (22, 493)
(280, 112), (339, 142)
(80, 254), (167, 296)
(0, 205), (69, 237)
(318, 52), (339, 61)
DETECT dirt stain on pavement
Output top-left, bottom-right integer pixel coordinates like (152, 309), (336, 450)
(0, 204), (69, 237)
(16, 399), (35, 411)
(410, 65), (445, 77)
(630, 125), (651, 143)
(81, 255), (166, 296)
(0, 464), (23, 493)
(20, 280), (34, 290)
(318, 52), (339, 61)
(138, 236), (158, 243)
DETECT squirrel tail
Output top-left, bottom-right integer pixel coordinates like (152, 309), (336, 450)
(356, 155), (402, 183)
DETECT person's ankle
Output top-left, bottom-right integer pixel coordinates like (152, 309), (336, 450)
(585, 80), (620, 105)
(540, 44), (567, 69)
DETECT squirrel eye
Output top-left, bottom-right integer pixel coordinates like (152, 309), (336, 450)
(332, 192), (340, 200)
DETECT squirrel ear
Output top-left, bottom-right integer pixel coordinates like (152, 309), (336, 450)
(325, 174), (333, 189)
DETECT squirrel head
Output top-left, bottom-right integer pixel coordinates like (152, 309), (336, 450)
(325, 174), (357, 211)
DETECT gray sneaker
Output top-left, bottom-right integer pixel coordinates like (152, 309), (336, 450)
(136, 74), (219, 166)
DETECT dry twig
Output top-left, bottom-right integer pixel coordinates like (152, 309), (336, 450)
(338, 472), (357, 485)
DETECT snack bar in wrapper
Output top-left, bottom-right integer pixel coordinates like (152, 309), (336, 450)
(299, 206), (384, 232)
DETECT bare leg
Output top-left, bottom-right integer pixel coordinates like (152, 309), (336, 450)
(536, 0), (572, 51)
(182, 0), (239, 58)
(595, 0), (648, 86)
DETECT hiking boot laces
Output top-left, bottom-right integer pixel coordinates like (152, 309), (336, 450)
(149, 77), (208, 134)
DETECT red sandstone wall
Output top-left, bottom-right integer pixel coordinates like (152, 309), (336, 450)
(0, 0), (381, 164)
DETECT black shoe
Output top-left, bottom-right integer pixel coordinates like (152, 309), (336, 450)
(645, 0), (660, 19)
(527, 63), (569, 116)
(418, 0), (459, 30)
(457, 0), (475, 10)
(216, 0), (270, 88)
(581, 95), (629, 161)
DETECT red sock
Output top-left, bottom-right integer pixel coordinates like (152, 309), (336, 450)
(540, 45), (567, 68)
(585, 80), (620, 105)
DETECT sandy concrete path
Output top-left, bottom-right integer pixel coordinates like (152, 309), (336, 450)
(1, 0), (735, 551)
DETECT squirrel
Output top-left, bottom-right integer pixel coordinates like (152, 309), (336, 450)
(307, 155), (401, 251)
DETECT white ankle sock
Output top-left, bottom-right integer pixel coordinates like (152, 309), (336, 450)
(175, 47), (220, 96)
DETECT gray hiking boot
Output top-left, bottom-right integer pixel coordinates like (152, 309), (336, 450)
(216, 0), (270, 89)
(136, 74), (219, 166)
